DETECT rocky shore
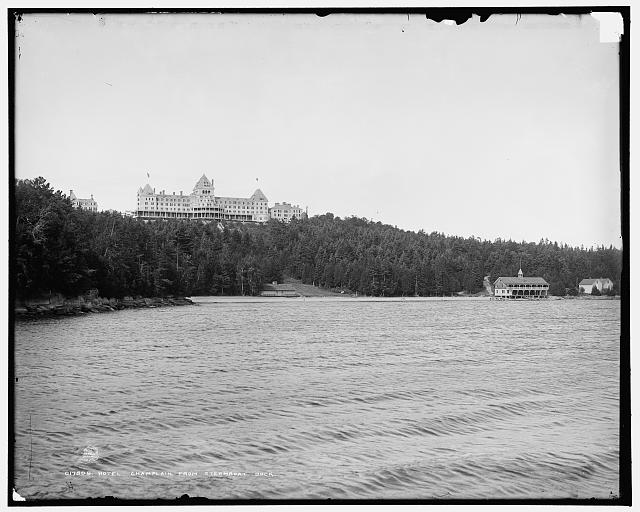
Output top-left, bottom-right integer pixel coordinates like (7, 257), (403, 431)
(15, 295), (195, 318)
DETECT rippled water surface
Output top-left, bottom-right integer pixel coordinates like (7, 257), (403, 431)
(13, 297), (620, 500)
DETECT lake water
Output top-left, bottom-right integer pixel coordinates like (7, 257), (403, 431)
(13, 297), (620, 500)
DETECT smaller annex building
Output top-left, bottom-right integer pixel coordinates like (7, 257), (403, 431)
(69, 190), (98, 212)
(494, 268), (549, 299)
(579, 278), (613, 294)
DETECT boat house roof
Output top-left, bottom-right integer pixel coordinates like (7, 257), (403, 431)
(262, 283), (297, 292)
(494, 276), (549, 285)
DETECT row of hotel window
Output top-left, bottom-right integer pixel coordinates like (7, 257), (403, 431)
(144, 201), (266, 209)
(142, 202), (267, 210)
(142, 197), (265, 206)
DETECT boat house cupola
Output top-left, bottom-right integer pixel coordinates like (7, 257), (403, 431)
(518, 268), (523, 278)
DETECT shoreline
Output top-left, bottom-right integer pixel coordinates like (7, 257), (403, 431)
(14, 295), (195, 319)
(14, 292), (620, 318)
(193, 294), (621, 303)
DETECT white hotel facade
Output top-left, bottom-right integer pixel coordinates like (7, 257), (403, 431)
(135, 174), (304, 223)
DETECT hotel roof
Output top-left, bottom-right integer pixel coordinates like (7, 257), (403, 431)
(193, 174), (212, 190)
(250, 189), (268, 201)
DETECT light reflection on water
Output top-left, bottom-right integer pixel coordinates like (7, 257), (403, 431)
(13, 298), (620, 500)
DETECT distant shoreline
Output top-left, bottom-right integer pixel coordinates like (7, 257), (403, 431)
(192, 294), (621, 304)
(14, 295), (195, 319)
(14, 292), (620, 319)
(561, 295), (620, 300)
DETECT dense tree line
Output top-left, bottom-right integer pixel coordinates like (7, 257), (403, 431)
(14, 177), (622, 300)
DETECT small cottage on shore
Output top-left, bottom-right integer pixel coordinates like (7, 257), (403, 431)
(579, 278), (613, 294)
(494, 268), (549, 299)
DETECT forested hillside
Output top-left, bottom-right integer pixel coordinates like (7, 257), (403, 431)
(14, 177), (622, 299)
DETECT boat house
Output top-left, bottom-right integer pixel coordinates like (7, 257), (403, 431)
(493, 268), (549, 299)
(260, 282), (298, 297)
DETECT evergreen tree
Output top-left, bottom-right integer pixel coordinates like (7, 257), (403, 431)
(14, 177), (624, 300)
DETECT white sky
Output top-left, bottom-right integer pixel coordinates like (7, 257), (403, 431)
(14, 12), (621, 248)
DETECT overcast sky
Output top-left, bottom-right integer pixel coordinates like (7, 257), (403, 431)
(14, 12), (621, 248)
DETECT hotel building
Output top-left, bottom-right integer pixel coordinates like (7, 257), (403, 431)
(135, 174), (300, 223)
